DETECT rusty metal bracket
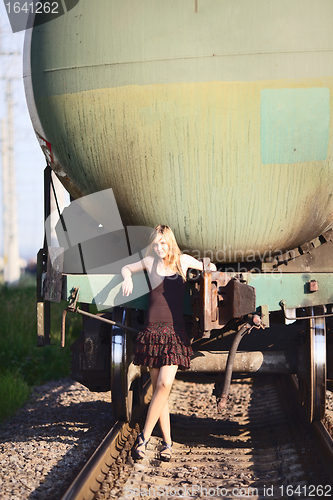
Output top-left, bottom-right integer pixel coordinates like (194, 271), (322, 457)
(68, 287), (80, 309)
(37, 248), (51, 346)
(43, 248), (64, 303)
(194, 266), (256, 337)
(200, 269), (231, 334)
(262, 229), (333, 273)
(280, 300), (333, 321)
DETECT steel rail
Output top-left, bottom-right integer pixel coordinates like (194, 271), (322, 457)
(61, 420), (132, 500)
(61, 377), (152, 500)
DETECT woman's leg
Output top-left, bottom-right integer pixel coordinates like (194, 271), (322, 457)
(142, 365), (178, 442)
(148, 368), (172, 444)
(149, 367), (160, 393)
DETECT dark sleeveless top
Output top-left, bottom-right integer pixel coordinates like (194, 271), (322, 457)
(133, 258), (192, 369)
(145, 258), (186, 325)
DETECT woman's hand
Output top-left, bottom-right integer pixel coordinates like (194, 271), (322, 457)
(120, 259), (150, 296)
(122, 275), (133, 296)
(180, 254), (217, 274)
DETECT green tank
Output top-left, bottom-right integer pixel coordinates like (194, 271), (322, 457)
(23, 0), (333, 262)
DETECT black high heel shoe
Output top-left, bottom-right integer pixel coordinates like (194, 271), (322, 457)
(132, 432), (149, 460)
(159, 441), (172, 462)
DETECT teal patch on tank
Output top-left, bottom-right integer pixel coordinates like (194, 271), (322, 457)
(260, 87), (329, 164)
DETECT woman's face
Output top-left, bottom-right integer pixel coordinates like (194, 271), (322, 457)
(153, 235), (169, 260)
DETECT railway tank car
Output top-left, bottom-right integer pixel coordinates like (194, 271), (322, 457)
(23, 0), (333, 423)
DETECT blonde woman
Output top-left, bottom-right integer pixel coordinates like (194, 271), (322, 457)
(121, 225), (216, 461)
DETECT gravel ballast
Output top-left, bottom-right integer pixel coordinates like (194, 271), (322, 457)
(0, 379), (113, 500)
(1, 378), (333, 500)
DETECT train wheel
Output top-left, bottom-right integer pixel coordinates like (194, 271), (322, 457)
(299, 307), (326, 423)
(111, 307), (134, 422)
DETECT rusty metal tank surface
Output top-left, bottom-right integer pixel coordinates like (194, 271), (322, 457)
(23, 0), (333, 261)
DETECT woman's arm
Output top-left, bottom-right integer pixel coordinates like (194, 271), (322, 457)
(180, 254), (217, 275)
(121, 257), (152, 296)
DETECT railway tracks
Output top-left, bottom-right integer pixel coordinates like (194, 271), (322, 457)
(62, 376), (333, 500)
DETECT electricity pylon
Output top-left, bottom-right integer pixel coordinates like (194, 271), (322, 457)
(1, 20), (21, 283)
(2, 80), (20, 283)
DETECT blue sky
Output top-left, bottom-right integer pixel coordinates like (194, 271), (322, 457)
(0, 4), (45, 261)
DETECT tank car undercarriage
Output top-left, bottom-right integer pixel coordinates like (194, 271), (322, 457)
(38, 231), (333, 425)
(36, 167), (333, 424)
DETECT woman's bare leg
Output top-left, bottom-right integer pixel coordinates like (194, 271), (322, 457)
(158, 400), (171, 443)
(149, 367), (159, 393)
(142, 365), (178, 443)
(148, 368), (172, 444)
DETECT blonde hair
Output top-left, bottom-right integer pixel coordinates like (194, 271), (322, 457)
(146, 225), (186, 280)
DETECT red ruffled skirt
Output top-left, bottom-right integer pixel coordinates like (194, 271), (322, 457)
(133, 322), (193, 370)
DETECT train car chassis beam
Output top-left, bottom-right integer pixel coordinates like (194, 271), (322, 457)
(188, 350), (298, 374)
